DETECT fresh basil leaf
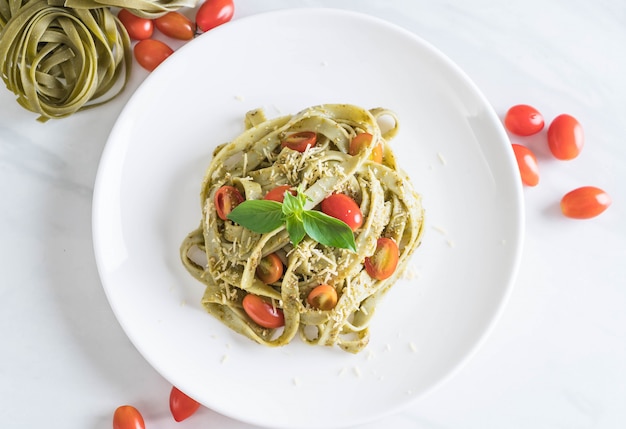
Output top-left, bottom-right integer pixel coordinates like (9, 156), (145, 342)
(302, 210), (357, 252)
(227, 200), (284, 233)
(285, 215), (306, 247)
(282, 190), (303, 217)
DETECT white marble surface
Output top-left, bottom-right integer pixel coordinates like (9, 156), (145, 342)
(1, 1), (624, 428)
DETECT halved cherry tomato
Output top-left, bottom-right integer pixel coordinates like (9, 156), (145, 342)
(155, 11), (195, 40)
(134, 39), (173, 71)
(504, 104), (544, 136)
(214, 185), (244, 220)
(281, 131), (317, 153)
(169, 386), (201, 422)
(349, 132), (383, 163)
(113, 405), (145, 429)
(118, 9), (153, 40)
(196, 0), (235, 32)
(307, 284), (338, 311)
(547, 114), (584, 160)
(321, 193), (363, 231)
(560, 186), (611, 219)
(242, 294), (285, 328)
(264, 185), (296, 203)
(511, 144), (539, 186)
(256, 253), (283, 284)
(365, 237), (399, 280)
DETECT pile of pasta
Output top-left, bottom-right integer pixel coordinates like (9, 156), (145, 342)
(181, 104), (425, 354)
(0, 0), (196, 121)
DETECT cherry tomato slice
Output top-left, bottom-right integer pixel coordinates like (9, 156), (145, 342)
(263, 185), (296, 203)
(155, 11), (195, 40)
(321, 193), (363, 231)
(117, 9), (153, 40)
(511, 143), (539, 187)
(547, 114), (584, 160)
(256, 253), (284, 284)
(169, 386), (201, 422)
(113, 405), (145, 429)
(307, 284), (338, 311)
(214, 185), (244, 220)
(349, 132), (383, 163)
(134, 39), (173, 72)
(281, 131), (317, 153)
(365, 237), (399, 280)
(560, 186), (611, 219)
(242, 294), (285, 329)
(504, 104), (544, 136)
(196, 0), (234, 32)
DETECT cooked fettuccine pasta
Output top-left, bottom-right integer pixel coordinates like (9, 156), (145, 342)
(180, 104), (424, 354)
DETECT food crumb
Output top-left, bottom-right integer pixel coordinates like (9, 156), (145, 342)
(353, 366), (362, 377)
(432, 225), (448, 235)
(409, 342), (418, 353)
(293, 377), (301, 386)
(221, 354), (229, 364)
(366, 349), (375, 360)
(234, 95), (245, 101)
(338, 367), (347, 377)
(447, 239), (456, 248)
(179, 300), (186, 307)
(437, 152), (447, 165)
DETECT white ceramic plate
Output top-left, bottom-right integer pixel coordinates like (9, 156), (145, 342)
(93, 8), (523, 429)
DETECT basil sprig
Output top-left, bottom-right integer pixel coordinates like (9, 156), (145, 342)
(227, 190), (357, 252)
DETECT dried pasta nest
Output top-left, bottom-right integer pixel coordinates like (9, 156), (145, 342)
(0, 0), (197, 121)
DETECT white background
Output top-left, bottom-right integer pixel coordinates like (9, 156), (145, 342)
(1, 1), (624, 428)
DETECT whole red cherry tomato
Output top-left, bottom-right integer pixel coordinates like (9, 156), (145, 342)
(113, 405), (145, 429)
(134, 39), (173, 71)
(264, 185), (295, 203)
(560, 186), (611, 219)
(504, 104), (544, 136)
(118, 9), (153, 40)
(214, 185), (244, 220)
(242, 294), (285, 328)
(365, 237), (399, 280)
(256, 253), (284, 284)
(321, 193), (363, 231)
(349, 132), (383, 163)
(169, 386), (201, 422)
(196, 0), (235, 32)
(511, 144), (539, 186)
(155, 11), (195, 40)
(281, 131), (317, 153)
(547, 114), (584, 160)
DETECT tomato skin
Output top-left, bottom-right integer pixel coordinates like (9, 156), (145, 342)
(365, 237), (399, 280)
(118, 9), (154, 40)
(134, 39), (173, 71)
(256, 253), (284, 284)
(548, 114), (584, 160)
(196, 0), (235, 32)
(264, 185), (295, 203)
(561, 186), (611, 219)
(307, 284), (338, 311)
(113, 405), (145, 429)
(321, 193), (363, 231)
(349, 132), (383, 163)
(242, 294), (285, 329)
(511, 144), (539, 186)
(155, 11), (195, 40)
(169, 386), (201, 422)
(504, 104), (544, 136)
(281, 131), (317, 153)
(214, 185), (244, 220)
